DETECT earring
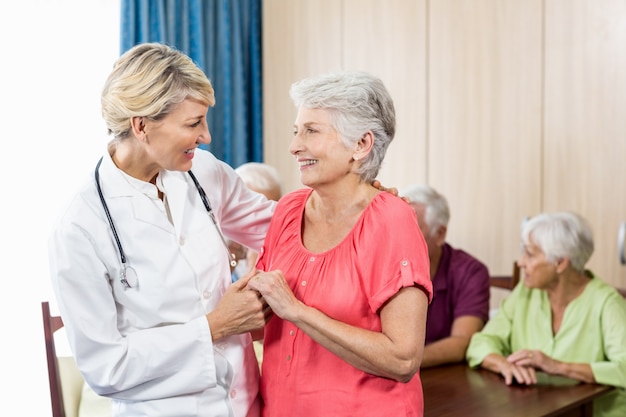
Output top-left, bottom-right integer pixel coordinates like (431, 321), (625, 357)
(353, 155), (359, 161)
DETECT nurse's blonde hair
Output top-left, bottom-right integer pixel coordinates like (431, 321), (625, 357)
(101, 42), (215, 139)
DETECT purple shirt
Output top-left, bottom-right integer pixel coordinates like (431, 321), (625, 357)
(425, 243), (490, 344)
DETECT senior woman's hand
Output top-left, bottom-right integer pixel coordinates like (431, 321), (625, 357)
(483, 352), (537, 386)
(247, 270), (304, 322)
(507, 349), (596, 383)
(206, 268), (271, 340)
(508, 349), (557, 374)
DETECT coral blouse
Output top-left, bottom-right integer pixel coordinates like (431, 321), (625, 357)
(256, 188), (432, 417)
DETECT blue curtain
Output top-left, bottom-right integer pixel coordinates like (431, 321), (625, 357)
(120, 0), (263, 167)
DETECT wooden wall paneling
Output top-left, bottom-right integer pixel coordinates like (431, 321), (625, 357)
(262, 0), (344, 193)
(543, 0), (626, 287)
(342, 0), (428, 189)
(428, 0), (543, 275)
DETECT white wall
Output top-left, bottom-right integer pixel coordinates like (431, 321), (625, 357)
(0, 1), (120, 414)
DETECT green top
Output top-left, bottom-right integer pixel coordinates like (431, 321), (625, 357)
(466, 275), (626, 417)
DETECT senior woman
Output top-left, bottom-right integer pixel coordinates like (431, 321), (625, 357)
(466, 211), (626, 416)
(248, 72), (433, 417)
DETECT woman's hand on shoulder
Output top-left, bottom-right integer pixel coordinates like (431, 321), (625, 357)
(371, 180), (409, 203)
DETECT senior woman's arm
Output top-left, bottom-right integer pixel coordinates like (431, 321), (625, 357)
(466, 290), (518, 368)
(465, 287), (541, 385)
(591, 293), (626, 389)
(300, 286), (428, 382)
(466, 318), (539, 386)
(249, 272), (429, 383)
(507, 350), (594, 383)
(503, 289), (626, 387)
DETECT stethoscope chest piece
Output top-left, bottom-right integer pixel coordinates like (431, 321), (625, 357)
(120, 265), (139, 289)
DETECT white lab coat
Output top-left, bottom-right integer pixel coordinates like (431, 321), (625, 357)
(49, 149), (275, 417)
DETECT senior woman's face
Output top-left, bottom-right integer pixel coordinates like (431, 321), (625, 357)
(290, 106), (354, 188)
(141, 98), (211, 174)
(519, 237), (558, 289)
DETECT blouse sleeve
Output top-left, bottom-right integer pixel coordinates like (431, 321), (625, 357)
(355, 194), (432, 313)
(591, 292), (626, 389)
(466, 286), (520, 367)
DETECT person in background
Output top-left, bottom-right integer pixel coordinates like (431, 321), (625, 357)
(236, 162), (283, 202)
(248, 71), (433, 417)
(401, 184), (490, 368)
(229, 162), (284, 282)
(466, 211), (626, 416)
(48, 42), (274, 417)
(228, 162), (284, 370)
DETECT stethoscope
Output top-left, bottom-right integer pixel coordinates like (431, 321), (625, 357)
(95, 156), (237, 288)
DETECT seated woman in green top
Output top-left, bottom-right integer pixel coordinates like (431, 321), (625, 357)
(466, 211), (626, 417)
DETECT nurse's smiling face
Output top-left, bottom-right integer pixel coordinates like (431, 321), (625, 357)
(125, 98), (211, 183)
(139, 98), (211, 177)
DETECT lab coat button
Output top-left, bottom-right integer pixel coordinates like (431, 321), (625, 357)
(230, 389), (237, 398)
(203, 290), (211, 299)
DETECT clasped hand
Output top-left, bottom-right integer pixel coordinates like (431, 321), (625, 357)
(499, 349), (557, 386)
(247, 269), (302, 323)
(208, 269), (272, 339)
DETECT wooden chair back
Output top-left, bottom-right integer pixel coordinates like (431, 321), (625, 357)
(42, 301), (67, 417)
(489, 261), (521, 290)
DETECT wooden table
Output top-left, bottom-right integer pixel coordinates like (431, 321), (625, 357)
(421, 364), (614, 417)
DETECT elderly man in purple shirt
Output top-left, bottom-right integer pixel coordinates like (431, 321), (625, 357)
(401, 185), (490, 368)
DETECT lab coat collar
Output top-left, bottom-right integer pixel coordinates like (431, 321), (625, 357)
(159, 170), (192, 237)
(97, 150), (135, 198)
(96, 151), (179, 233)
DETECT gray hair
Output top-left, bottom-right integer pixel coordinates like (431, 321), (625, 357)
(101, 42), (215, 139)
(401, 184), (450, 236)
(521, 211), (594, 272)
(289, 71), (396, 183)
(235, 162), (283, 198)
